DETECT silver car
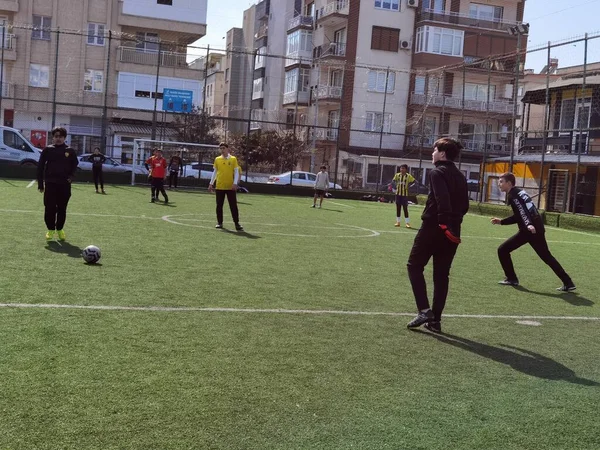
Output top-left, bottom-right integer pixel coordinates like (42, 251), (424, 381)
(78, 154), (148, 175)
(267, 171), (342, 189)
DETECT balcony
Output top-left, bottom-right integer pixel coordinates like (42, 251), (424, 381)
(118, 47), (193, 69)
(256, 24), (268, 40)
(0, 0), (19, 12)
(252, 78), (264, 100)
(285, 50), (312, 68)
(410, 92), (513, 114)
(316, 0), (349, 28)
(407, 135), (509, 154)
(464, 56), (516, 74)
(315, 42), (346, 59)
(1, 82), (11, 97)
(406, 135), (435, 148)
(417, 8), (522, 33)
(288, 15), (314, 32)
(0, 33), (16, 60)
(310, 128), (339, 141)
(283, 90), (310, 105)
(312, 85), (342, 101)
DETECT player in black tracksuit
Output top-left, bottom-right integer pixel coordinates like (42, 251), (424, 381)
(491, 172), (575, 292)
(37, 127), (79, 240)
(406, 138), (470, 333)
(90, 147), (106, 194)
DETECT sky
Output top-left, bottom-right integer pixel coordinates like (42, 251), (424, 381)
(193, 0), (600, 72)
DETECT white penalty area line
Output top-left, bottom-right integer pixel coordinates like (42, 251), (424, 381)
(1, 303), (599, 321)
(26, 180), (36, 188)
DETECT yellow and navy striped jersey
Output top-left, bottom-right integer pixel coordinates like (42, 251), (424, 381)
(213, 155), (239, 190)
(392, 172), (415, 196)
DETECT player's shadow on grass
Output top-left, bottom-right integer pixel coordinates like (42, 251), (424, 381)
(3, 179), (19, 187)
(514, 285), (594, 307)
(220, 228), (261, 239)
(45, 241), (83, 258)
(418, 331), (599, 386)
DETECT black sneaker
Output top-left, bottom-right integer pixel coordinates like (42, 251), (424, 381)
(557, 284), (576, 292)
(215, 224), (223, 229)
(498, 279), (519, 286)
(235, 223), (244, 231)
(150, 198), (155, 203)
(424, 321), (442, 333)
(407, 310), (434, 329)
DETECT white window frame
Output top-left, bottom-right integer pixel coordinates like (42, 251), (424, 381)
(367, 70), (395, 93)
(84, 69), (104, 93)
(255, 46), (267, 68)
(32, 15), (51, 41)
(416, 26), (464, 57)
(414, 75), (426, 94)
(464, 82), (496, 101)
(469, 3), (503, 22)
(136, 32), (160, 53)
(29, 64), (50, 88)
(87, 23), (105, 46)
(284, 68), (310, 94)
(365, 112), (392, 133)
(374, 0), (400, 11)
(286, 30), (312, 56)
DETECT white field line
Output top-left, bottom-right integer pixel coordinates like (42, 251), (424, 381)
(1, 302), (599, 321)
(26, 180), (36, 188)
(327, 201), (355, 208)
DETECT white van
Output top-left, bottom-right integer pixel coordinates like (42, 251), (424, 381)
(0, 126), (40, 166)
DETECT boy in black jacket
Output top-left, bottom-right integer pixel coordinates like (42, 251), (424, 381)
(37, 126), (79, 241)
(491, 172), (575, 292)
(90, 147), (106, 194)
(406, 138), (470, 333)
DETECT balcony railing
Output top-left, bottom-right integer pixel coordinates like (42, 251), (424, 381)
(317, 0), (349, 21)
(256, 24), (268, 40)
(315, 42), (346, 58)
(1, 82), (11, 97)
(118, 47), (192, 69)
(313, 85), (342, 101)
(407, 135), (509, 153)
(418, 8), (521, 32)
(285, 50), (312, 67)
(288, 15), (314, 31)
(310, 128), (339, 141)
(407, 135), (435, 147)
(410, 92), (513, 114)
(0, 33), (15, 50)
(283, 90), (310, 105)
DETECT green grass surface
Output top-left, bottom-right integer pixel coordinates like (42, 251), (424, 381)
(0, 179), (599, 449)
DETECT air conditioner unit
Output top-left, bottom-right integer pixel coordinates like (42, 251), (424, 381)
(400, 40), (411, 50)
(407, 0), (419, 8)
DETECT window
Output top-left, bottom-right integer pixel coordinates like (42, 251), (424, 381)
(224, 93), (228, 106)
(414, 75), (426, 94)
(367, 70), (395, 93)
(371, 26), (400, 52)
(469, 3), (503, 22)
(286, 30), (312, 55)
(464, 83), (495, 101)
(84, 70), (104, 92)
(416, 26), (464, 56)
(374, 0), (400, 11)
(255, 47), (267, 68)
(87, 23), (105, 46)
(32, 16), (51, 40)
(365, 112), (392, 133)
(29, 64), (49, 87)
(225, 68), (229, 82)
(284, 68), (310, 94)
(157, 0), (173, 4)
(136, 32), (159, 53)
(4, 130), (31, 152)
(305, 2), (315, 16)
(423, 0), (444, 11)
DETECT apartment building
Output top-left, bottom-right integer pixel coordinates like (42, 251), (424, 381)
(1, 0), (207, 161)
(406, 0), (527, 166)
(281, 0), (416, 176)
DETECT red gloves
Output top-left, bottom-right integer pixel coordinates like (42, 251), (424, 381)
(439, 224), (461, 244)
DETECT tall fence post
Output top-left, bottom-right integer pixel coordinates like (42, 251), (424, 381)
(458, 62), (466, 170)
(573, 33), (588, 214)
(244, 48), (257, 183)
(478, 57), (492, 203)
(537, 42), (551, 208)
(51, 28), (60, 128)
(509, 31), (522, 172)
(375, 66), (390, 193)
(201, 45), (210, 114)
(101, 30), (112, 156)
(151, 41), (162, 141)
(0, 21), (6, 118)
(333, 65), (346, 189)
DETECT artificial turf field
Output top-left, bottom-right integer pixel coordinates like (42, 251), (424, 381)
(0, 178), (599, 450)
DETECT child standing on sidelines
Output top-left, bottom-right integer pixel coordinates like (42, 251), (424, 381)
(392, 164), (416, 228)
(312, 165), (329, 208)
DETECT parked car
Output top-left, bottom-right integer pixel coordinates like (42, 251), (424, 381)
(182, 162), (214, 179)
(0, 126), (41, 166)
(267, 171), (342, 190)
(78, 154), (148, 175)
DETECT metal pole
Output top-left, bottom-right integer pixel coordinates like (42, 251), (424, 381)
(458, 62), (466, 170)
(202, 45), (210, 114)
(0, 21), (5, 117)
(244, 49), (257, 183)
(537, 42), (551, 208)
(310, 62), (320, 173)
(51, 28), (60, 128)
(375, 67), (390, 193)
(333, 65), (345, 189)
(573, 33), (588, 214)
(151, 42), (162, 140)
(478, 57), (492, 203)
(509, 32), (521, 172)
(100, 30), (111, 156)
(291, 58), (302, 186)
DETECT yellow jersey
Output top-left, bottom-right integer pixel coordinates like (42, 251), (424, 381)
(213, 155), (239, 190)
(392, 172), (415, 196)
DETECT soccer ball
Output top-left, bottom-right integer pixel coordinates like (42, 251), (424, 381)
(82, 245), (101, 264)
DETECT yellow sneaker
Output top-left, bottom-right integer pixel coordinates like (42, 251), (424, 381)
(57, 230), (66, 241)
(405, 223), (412, 229)
(45, 230), (55, 240)
(394, 222), (401, 227)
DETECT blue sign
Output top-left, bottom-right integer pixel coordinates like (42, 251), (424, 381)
(162, 88), (194, 113)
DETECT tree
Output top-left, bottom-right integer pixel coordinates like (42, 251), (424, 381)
(172, 106), (220, 145)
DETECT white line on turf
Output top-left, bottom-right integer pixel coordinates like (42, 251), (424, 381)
(26, 180), (36, 188)
(328, 201), (355, 208)
(1, 302), (599, 321)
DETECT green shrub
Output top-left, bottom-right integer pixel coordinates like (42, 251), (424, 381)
(544, 212), (560, 228)
(558, 213), (600, 233)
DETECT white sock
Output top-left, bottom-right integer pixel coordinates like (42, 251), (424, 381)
(405, 218), (410, 224)
(396, 217), (401, 222)
(420, 308), (431, 313)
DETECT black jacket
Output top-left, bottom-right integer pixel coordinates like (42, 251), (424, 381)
(501, 187), (545, 233)
(421, 160), (469, 236)
(90, 153), (106, 168)
(37, 144), (78, 189)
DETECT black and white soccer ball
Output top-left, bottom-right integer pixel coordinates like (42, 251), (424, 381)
(82, 245), (101, 264)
